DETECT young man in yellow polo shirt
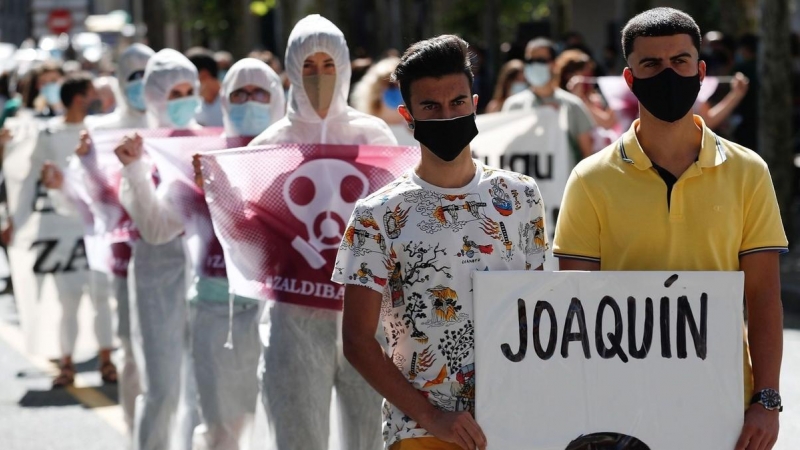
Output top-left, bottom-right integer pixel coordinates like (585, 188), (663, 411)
(553, 7), (787, 450)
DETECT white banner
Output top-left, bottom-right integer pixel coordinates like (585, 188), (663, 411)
(473, 271), (744, 450)
(2, 114), (91, 356)
(471, 109), (570, 270)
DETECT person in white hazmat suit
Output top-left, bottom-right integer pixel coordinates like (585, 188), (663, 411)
(182, 57), (285, 449)
(115, 48), (201, 450)
(249, 14), (396, 450)
(41, 43), (154, 432)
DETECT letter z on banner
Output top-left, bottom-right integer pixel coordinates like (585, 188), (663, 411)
(199, 144), (419, 310)
(473, 271), (744, 450)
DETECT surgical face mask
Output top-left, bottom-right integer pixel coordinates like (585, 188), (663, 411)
(125, 80), (147, 111)
(383, 86), (404, 110)
(303, 74), (336, 112)
(228, 101), (272, 137)
(524, 63), (551, 87)
(412, 113), (479, 162)
(631, 68), (701, 123)
(509, 81), (528, 95)
(41, 82), (62, 105)
(166, 96), (200, 128)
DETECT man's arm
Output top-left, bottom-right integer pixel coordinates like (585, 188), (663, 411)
(735, 251), (782, 450)
(342, 284), (487, 450)
(558, 258), (600, 271)
(577, 131), (593, 159)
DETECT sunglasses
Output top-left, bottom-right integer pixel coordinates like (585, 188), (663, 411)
(525, 58), (552, 64)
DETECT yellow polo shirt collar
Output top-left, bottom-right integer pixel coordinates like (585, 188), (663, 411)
(618, 115), (728, 171)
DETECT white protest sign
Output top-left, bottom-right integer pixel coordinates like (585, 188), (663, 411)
(474, 271), (744, 450)
(471, 109), (570, 271)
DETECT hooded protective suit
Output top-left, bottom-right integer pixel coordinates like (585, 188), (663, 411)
(250, 15), (396, 147)
(250, 15), (390, 450)
(89, 43), (154, 131)
(186, 58), (285, 450)
(221, 58), (286, 138)
(142, 49), (201, 130)
(82, 43), (155, 432)
(119, 48), (199, 450)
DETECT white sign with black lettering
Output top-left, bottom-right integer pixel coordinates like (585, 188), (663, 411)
(473, 271), (744, 450)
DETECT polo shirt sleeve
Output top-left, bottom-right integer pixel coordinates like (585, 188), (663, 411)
(553, 169), (601, 263)
(739, 166), (788, 256)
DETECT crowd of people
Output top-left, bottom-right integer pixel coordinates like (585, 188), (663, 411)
(0, 5), (794, 450)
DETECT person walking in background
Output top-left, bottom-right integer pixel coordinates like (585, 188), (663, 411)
(485, 59), (526, 113)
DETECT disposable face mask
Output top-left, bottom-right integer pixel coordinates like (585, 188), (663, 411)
(41, 82), (62, 105)
(631, 68), (701, 123)
(524, 63), (551, 88)
(228, 101), (272, 137)
(382, 86), (404, 109)
(166, 96), (200, 128)
(509, 81), (528, 95)
(303, 74), (336, 113)
(125, 80), (147, 111)
(412, 113), (479, 162)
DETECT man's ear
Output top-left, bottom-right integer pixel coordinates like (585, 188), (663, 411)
(623, 67), (634, 90)
(698, 60), (707, 83)
(398, 104), (413, 128)
(472, 94), (479, 109)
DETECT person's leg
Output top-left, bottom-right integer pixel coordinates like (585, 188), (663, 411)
(192, 302), (261, 450)
(114, 275), (140, 432)
(53, 274), (83, 387)
(88, 269), (116, 381)
(334, 316), (384, 450)
(260, 303), (337, 450)
(129, 239), (188, 450)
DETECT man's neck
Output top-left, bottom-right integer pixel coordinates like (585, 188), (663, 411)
(635, 110), (702, 176)
(415, 147), (476, 189)
(532, 84), (555, 98)
(64, 108), (85, 124)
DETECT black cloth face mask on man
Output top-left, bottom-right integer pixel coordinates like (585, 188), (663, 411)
(411, 113), (479, 162)
(630, 67), (701, 123)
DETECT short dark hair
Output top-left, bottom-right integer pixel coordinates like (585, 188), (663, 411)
(526, 38), (557, 61)
(566, 432), (651, 450)
(186, 48), (218, 76)
(59, 71), (94, 107)
(391, 35), (474, 113)
(621, 7), (701, 61)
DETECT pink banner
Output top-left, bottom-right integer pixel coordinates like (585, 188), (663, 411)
(68, 127), (222, 276)
(200, 144), (419, 310)
(144, 135), (250, 278)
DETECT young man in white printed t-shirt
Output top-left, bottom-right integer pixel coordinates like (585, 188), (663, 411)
(332, 35), (548, 450)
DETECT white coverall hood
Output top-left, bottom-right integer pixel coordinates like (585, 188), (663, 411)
(249, 15), (397, 146)
(143, 49), (200, 129)
(220, 58), (286, 137)
(284, 14), (351, 123)
(88, 44), (154, 131)
(119, 43), (155, 110)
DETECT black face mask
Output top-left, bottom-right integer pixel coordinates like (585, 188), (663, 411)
(631, 68), (701, 123)
(412, 113), (479, 162)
